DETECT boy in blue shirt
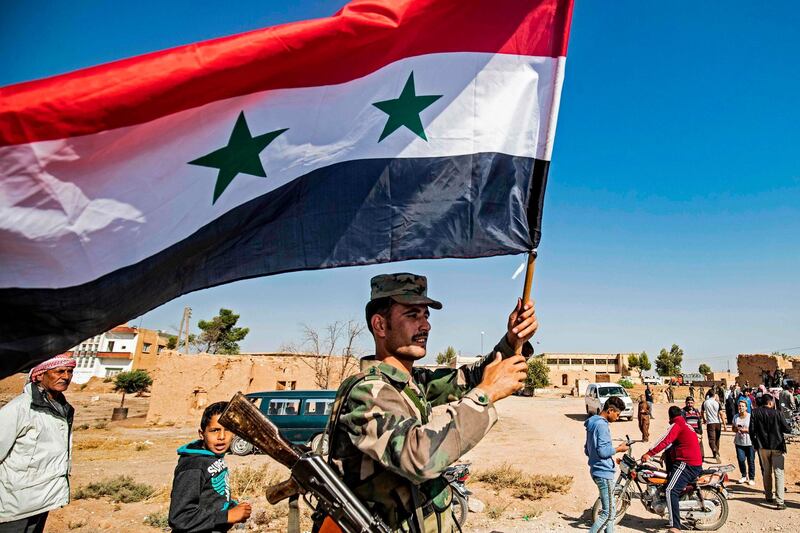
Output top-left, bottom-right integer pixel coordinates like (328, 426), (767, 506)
(168, 402), (252, 533)
(584, 396), (629, 533)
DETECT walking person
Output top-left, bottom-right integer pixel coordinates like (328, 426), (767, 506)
(681, 397), (704, 459)
(750, 394), (791, 510)
(638, 395), (650, 442)
(585, 397), (629, 533)
(702, 391), (725, 463)
(641, 406), (703, 533)
(724, 386), (737, 426)
(0, 355), (76, 533)
(645, 384), (654, 419)
(733, 399), (755, 485)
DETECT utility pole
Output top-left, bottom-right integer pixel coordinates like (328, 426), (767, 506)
(178, 307), (192, 354)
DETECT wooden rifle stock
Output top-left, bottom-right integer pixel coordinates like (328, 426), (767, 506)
(218, 392), (301, 468)
(265, 477), (301, 504)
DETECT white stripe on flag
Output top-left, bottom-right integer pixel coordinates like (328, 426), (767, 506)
(1, 52), (561, 289)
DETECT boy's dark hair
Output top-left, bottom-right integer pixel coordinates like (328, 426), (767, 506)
(365, 297), (394, 333)
(200, 401), (229, 431)
(603, 396), (625, 412)
(668, 405), (682, 419)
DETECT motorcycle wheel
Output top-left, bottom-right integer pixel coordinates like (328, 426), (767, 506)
(689, 488), (728, 531)
(450, 489), (468, 528)
(230, 435), (254, 456)
(591, 488), (630, 525)
(310, 433), (329, 456)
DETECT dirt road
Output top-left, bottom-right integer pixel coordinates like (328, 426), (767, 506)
(1, 382), (796, 532)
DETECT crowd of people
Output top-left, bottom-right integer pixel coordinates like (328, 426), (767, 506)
(591, 378), (798, 533)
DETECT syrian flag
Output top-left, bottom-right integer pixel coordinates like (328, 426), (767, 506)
(0, 0), (573, 376)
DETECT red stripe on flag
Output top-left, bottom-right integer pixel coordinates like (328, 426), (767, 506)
(0, 0), (572, 147)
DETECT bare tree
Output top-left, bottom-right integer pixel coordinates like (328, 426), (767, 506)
(291, 320), (364, 389)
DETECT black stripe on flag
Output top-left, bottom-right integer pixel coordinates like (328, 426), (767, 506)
(0, 152), (548, 376)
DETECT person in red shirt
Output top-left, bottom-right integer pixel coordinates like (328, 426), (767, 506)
(641, 406), (703, 533)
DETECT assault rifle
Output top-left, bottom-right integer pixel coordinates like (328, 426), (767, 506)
(219, 392), (390, 533)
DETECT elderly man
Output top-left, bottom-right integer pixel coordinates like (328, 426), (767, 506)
(0, 355), (76, 533)
(321, 273), (537, 532)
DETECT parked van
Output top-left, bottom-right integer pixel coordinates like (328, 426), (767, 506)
(584, 383), (634, 420)
(230, 389), (337, 455)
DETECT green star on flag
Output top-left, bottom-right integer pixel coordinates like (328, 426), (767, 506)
(189, 111), (288, 204)
(373, 72), (442, 142)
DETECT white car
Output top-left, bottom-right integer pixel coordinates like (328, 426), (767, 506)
(585, 383), (634, 420)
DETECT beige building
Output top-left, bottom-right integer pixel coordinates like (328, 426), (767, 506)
(542, 352), (634, 387)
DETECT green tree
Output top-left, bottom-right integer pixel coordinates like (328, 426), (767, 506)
(166, 333), (200, 352)
(197, 308), (249, 354)
(436, 346), (457, 366)
(628, 353), (640, 371)
(639, 352), (652, 372)
(113, 370), (153, 409)
(525, 357), (550, 396)
(655, 344), (683, 377)
(698, 363), (712, 375)
(166, 335), (178, 350)
(627, 351), (652, 378)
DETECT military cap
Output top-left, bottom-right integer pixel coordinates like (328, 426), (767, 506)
(369, 273), (442, 309)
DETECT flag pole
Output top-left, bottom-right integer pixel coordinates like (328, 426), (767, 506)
(515, 249), (537, 356)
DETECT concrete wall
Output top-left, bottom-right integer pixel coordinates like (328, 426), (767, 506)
(146, 351), (356, 425)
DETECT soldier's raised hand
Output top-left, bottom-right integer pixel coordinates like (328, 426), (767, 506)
(478, 353), (528, 403)
(506, 298), (538, 351)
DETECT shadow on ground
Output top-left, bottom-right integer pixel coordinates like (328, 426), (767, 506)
(564, 414), (589, 421)
(557, 508), (592, 530)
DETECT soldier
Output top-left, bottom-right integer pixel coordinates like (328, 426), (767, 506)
(319, 273), (537, 532)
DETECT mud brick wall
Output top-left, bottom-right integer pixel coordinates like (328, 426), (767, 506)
(737, 354), (796, 386)
(145, 351), (355, 425)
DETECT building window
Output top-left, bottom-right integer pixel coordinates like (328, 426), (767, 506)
(157, 345), (164, 354)
(276, 380), (297, 391)
(546, 359), (558, 365)
(562, 374), (568, 386)
(105, 367), (123, 377)
(584, 359), (595, 365)
(558, 358), (570, 365)
(107, 341), (115, 351)
(143, 343), (151, 353)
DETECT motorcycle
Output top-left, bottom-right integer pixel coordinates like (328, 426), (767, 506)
(444, 462), (471, 528)
(592, 435), (732, 530)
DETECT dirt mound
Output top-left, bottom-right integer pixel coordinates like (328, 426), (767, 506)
(0, 372), (27, 394)
(78, 376), (116, 393)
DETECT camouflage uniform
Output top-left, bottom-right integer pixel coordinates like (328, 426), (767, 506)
(328, 348), (522, 530)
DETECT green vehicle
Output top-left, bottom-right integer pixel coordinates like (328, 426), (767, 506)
(229, 389), (337, 456)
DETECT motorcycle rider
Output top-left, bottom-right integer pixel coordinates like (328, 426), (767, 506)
(641, 405), (703, 533)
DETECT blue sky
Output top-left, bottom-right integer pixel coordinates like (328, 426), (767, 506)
(3, 1), (798, 371)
